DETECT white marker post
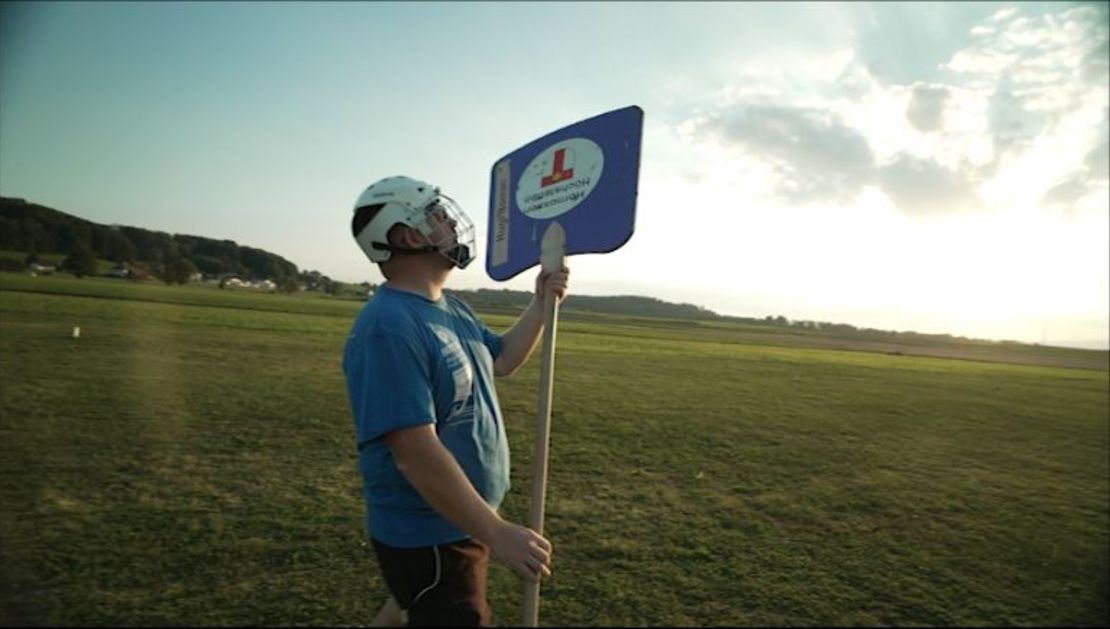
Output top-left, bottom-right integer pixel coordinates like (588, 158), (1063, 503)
(522, 222), (566, 627)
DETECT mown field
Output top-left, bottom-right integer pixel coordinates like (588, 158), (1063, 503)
(1, 273), (1107, 626)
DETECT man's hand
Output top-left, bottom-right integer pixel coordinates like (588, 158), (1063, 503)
(535, 267), (569, 303)
(487, 521), (553, 583)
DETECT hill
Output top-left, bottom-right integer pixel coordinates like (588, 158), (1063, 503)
(0, 197), (304, 288)
(451, 287), (721, 320)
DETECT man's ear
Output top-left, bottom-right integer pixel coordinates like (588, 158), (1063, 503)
(389, 224), (426, 248)
(401, 226), (429, 247)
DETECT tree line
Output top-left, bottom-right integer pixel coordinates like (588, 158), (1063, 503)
(453, 287), (725, 321)
(0, 197), (330, 290)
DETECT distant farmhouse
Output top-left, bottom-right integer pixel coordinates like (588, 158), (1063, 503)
(219, 274), (277, 291)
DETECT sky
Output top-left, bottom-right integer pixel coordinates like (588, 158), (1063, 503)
(1, 1), (1107, 349)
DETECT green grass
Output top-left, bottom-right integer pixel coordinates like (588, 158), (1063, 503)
(1, 273), (1107, 626)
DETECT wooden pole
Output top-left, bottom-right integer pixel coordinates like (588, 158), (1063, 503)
(522, 222), (566, 627)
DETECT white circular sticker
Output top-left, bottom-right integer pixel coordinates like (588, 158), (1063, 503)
(516, 137), (604, 220)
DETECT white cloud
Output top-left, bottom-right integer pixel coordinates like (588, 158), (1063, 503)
(877, 153), (982, 215)
(945, 46), (1017, 75)
(652, 3), (1106, 345)
(692, 103), (875, 205)
(677, 2), (1107, 223)
(991, 7), (1019, 23)
(1041, 109), (1109, 210)
(943, 4), (1108, 150)
(1087, 133), (1109, 181)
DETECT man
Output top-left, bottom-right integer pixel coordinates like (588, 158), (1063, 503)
(343, 176), (568, 626)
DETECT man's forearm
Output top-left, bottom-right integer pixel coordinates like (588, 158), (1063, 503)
(386, 424), (553, 583)
(387, 425), (505, 543)
(494, 297), (544, 376)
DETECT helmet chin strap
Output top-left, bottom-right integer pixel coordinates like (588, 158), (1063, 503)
(372, 241), (472, 269)
(371, 242), (439, 255)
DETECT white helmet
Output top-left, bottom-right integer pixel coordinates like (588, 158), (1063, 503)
(351, 175), (475, 269)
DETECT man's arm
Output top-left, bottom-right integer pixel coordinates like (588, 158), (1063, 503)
(493, 297), (543, 377)
(384, 424), (552, 582)
(494, 268), (569, 377)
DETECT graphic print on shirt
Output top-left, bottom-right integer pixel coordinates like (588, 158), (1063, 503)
(429, 324), (475, 423)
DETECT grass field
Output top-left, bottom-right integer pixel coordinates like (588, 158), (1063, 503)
(1, 272), (1107, 626)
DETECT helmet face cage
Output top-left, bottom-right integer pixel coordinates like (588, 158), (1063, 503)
(412, 194), (476, 269)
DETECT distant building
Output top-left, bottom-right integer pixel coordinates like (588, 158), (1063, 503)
(218, 275), (277, 291)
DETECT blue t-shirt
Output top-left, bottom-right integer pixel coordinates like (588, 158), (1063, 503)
(342, 283), (509, 548)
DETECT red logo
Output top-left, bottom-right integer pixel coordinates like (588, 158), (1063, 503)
(541, 148), (574, 187)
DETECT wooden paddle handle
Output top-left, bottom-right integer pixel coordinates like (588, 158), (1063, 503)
(522, 222), (566, 627)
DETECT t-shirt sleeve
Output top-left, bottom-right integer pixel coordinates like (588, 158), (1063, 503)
(348, 331), (436, 445)
(452, 294), (503, 360)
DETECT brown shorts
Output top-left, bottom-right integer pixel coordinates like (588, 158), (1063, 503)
(371, 537), (493, 627)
